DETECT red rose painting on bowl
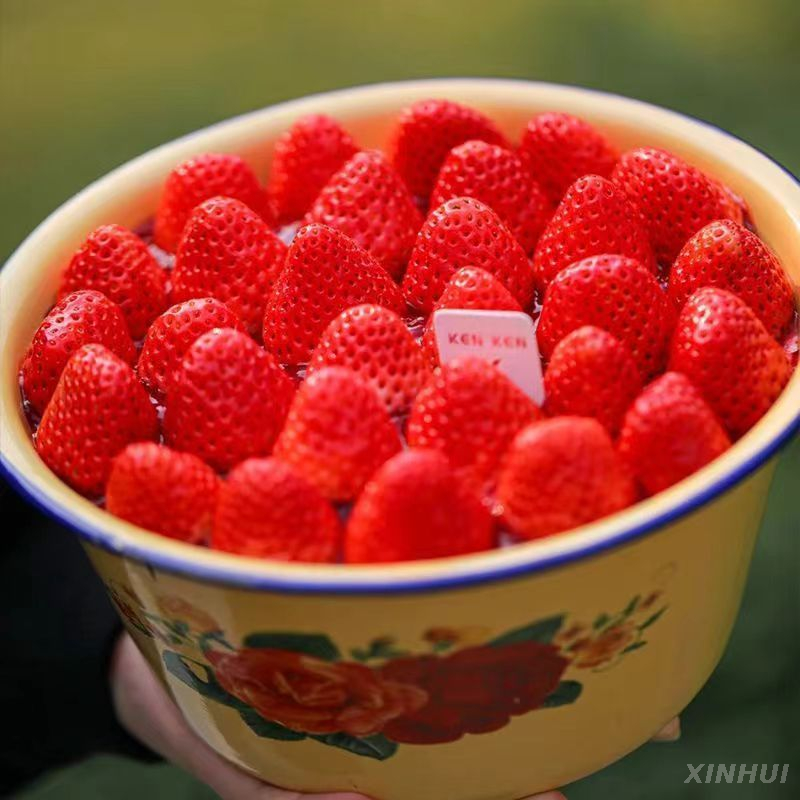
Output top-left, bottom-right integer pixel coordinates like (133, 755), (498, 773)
(141, 588), (667, 760)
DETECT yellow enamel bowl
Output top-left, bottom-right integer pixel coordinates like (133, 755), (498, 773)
(1, 80), (799, 800)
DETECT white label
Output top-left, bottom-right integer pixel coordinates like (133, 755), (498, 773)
(433, 309), (545, 404)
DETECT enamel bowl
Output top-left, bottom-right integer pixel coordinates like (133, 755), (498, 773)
(1, 79), (798, 800)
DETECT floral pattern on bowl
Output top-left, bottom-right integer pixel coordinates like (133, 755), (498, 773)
(107, 583), (667, 760)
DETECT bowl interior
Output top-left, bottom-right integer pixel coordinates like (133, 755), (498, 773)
(1, 79), (799, 592)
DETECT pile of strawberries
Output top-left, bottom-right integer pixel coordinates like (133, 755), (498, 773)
(20, 100), (797, 563)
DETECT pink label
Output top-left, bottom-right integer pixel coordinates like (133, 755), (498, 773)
(433, 309), (544, 404)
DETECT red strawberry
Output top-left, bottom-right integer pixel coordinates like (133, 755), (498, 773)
(305, 150), (423, 278)
(213, 457), (340, 562)
(618, 372), (731, 495)
(407, 356), (542, 493)
(164, 328), (294, 472)
(402, 197), (535, 313)
(171, 197), (288, 336)
(137, 297), (244, 401)
(389, 99), (508, 200)
(537, 254), (676, 379)
(429, 139), (551, 253)
(262, 224), (405, 364)
(59, 225), (168, 339)
(154, 153), (271, 252)
(669, 287), (791, 437)
(497, 417), (636, 540)
(21, 290), (136, 415)
(669, 219), (794, 338)
(106, 442), (218, 542)
(266, 114), (358, 225)
(612, 147), (743, 264)
(544, 326), (642, 436)
(532, 175), (655, 290)
(307, 304), (429, 416)
(518, 112), (619, 204)
(35, 345), (158, 496)
(273, 366), (402, 501)
(345, 449), (493, 563)
(420, 266), (522, 367)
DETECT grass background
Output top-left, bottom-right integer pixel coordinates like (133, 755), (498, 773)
(1, 0), (798, 797)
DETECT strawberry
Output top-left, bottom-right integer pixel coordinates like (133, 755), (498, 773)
(669, 219), (794, 338)
(402, 197), (535, 313)
(137, 297), (244, 401)
(612, 146), (744, 264)
(407, 356), (542, 493)
(307, 304), (429, 416)
(171, 197), (288, 336)
(35, 344), (158, 496)
(106, 442), (218, 542)
(273, 366), (402, 501)
(544, 326), (642, 436)
(59, 225), (168, 339)
(262, 223), (405, 364)
(669, 287), (791, 438)
(537, 254), (676, 379)
(345, 449), (493, 563)
(389, 99), (508, 201)
(164, 328), (294, 472)
(532, 175), (655, 290)
(618, 372), (731, 495)
(497, 417), (636, 540)
(21, 290), (136, 415)
(266, 114), (358, 225)
(429, 139), (551, 253)
(213, 457), (340, 562)
(518, 111), (619, 204)
(154, 153), (271, 252)
(420, 266), (522, 367)
(304, 150), (422, 278)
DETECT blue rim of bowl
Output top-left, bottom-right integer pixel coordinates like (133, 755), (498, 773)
(2, 79), (799, 595)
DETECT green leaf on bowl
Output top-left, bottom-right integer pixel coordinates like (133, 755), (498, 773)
(242, 632), (341, 661)
(489, 614), (564, 647)
(167, 619), (190, 637)
(351, 637), (409, 662)
(592, 612), (611, 630)
(198, 630), (235, 652)
(622, 595), (641, 617)
(162, 650), (244, 709)
(541, 680), (583, 708)
(310, 732), (398, 760)
(638, 606), (667, 631)
(621, 640), (648, 654)
(239, 708), (307, 740)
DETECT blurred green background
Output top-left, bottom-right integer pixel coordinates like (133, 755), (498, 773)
(1, 0), (798, 797)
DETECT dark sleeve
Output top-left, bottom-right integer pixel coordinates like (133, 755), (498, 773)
(0, 477), (159, 795)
